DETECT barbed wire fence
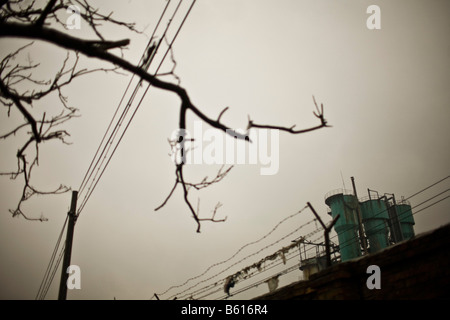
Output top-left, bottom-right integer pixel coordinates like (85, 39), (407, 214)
(152, 175), (449, 300)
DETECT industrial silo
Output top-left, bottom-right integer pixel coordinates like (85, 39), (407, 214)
(360, 199), (390, 253)
(395, 202), (415, 240)
(325, 190), (361, 262)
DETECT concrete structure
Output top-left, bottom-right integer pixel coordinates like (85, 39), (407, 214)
(300, 255), (327, 280)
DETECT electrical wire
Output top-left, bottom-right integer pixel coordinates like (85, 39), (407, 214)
(35, 0), (448, 300)
(76, 0), (196, 216)
(35, 0), (183, 300)
(77, 0), (173, 198)
(77, 0), (179, 213)
(404, 175), (449, 201)
(35, 216), (68, 300)
(42, 243), (66, 300)
(39, 242), (66, 300)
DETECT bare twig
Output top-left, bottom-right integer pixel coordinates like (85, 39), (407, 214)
(247, 95), (330, 134)
(35, 0), (57, 27)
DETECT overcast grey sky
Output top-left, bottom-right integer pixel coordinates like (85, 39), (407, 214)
(0, 0), (449, 300)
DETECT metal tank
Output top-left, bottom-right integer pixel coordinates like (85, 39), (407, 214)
(325, 190), (361, 262)
(395, 202), (415, 240)
(360, 199), (390, 253)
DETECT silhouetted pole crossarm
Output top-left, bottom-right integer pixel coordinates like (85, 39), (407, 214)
(307, 202), (340, 267)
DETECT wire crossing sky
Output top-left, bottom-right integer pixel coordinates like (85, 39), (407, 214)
(76, 0), (197, 217)
(168, 175), (449, 300)
(0, 0), (449, 300)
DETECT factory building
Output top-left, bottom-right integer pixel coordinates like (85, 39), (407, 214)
(299, 177), (416, 280)
(324, 178), (416, 262)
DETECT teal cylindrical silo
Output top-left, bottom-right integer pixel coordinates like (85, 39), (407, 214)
(325, 191), (361, 262)
(360, 199), (389, 253)
(395, 203), (415, 240)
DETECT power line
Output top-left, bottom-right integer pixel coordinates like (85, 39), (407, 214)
(42, 243), (66, 300)
(404, 175), (449, 201)
(36, 1), (184, 300)
(413, 194), (449, 215)
(38, 242), (66, 300)
(35, 216), (67, 300)
(77, 0), (173, 198)
(77, 0), (178, 209)
(76, 0), (196, 216)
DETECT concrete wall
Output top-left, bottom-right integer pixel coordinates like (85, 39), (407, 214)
(254, 223), (450, 300)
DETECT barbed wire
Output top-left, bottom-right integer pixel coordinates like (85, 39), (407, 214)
(172, 220), (325, 300)
(167, 175), (449, 300)
(156, 205), (311, 298)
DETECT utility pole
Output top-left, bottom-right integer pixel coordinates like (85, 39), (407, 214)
(351, 177), (368, 255)
(58, 190), (78, 300)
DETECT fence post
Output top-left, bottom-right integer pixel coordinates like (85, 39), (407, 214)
(307, 202), (340, 267)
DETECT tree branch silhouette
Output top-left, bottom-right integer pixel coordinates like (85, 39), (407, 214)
(0, 1), (330, 231)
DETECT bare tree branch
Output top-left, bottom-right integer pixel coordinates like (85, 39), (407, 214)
(0, 79), (41, 141)
(35, 0), (58, 27)
(0, 22), (254, 145)
(247, 95), (330, 134)
(0, 2), (331, 230)
(0, 41), (115, 220)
